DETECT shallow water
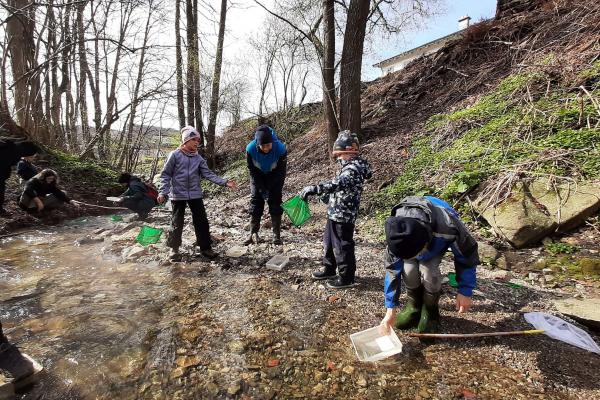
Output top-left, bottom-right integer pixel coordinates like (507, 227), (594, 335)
(0, 217), (170, 398)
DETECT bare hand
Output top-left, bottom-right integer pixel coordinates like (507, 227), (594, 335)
(226, 180), (237, 189)
(157, 194), (166, 205)
(379, 308), (397, 335)
(456, 294), (472, 313)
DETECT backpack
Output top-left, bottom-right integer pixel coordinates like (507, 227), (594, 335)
(144, 182), (159, 204)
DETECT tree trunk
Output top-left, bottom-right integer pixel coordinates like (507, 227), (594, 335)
(6, 0), (39, 138)
(185, 0), (196, 127)
(119, 0), (153, 171)
(76, 1), (91, 145)
(206, 0), (228, 168)
(191, 0), (205, 154)
(338, 0), (369, 136)
(175, 0), (185, 128)
(322, 0), (339, 149)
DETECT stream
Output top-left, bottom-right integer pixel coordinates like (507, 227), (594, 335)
(1, 217), (170, 399)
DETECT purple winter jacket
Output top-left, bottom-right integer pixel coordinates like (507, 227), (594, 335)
(159, 149), (227, 200)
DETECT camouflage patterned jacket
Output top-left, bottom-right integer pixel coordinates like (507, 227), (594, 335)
(315, 156), (372, 224)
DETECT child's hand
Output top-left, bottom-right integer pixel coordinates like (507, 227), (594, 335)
(456, 294), (472, 313)
(379, 308), (397, 334)
(300, 185), (318, 201)
(226, 180), (237, 189)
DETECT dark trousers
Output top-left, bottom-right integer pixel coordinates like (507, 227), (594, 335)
(167, 198), (211, 250)
(322, 219), (356, 282)
(249, 182), (283, 218)
(0, 178), (6, 209)
(122, 198), (154, 217)
(0, 320), (7, 343)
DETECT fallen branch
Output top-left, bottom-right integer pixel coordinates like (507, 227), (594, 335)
(71, 200), (128, 210)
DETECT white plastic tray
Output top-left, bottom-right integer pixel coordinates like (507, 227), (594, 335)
(266, 255), (289, 271)
(350, 326), (403, 362)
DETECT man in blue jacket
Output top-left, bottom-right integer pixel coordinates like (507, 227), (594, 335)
(245, 125), (287, 245)
(158, 126), (236, 261)
(380, 196), (479, 335)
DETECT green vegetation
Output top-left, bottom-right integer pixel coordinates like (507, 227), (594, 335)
(533, 255), (600, 281)
(374, 67), (600, 214)
(544, 241), (579, 256)
(47, 149), (118, 189)
(202, 158), (248, 198)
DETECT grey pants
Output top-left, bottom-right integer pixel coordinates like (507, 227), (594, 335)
(402, 255), (443, 293)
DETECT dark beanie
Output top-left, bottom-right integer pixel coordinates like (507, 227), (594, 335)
(15, 141), (39, 157)
(118, 173), (132, 184)
(255, 125), (273, 145)
(385, 217), (432, 259)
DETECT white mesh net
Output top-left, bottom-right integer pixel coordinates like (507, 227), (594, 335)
(524, 312), (600, 354)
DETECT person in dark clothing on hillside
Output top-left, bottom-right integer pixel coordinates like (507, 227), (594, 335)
(245, 124), (287, 245)
(115, 173), (156, 220)
(0, 137), (39, 215)
(18, 169), (73, 213)
(300, 130), (372, 289)
(16, 154), (40, 183)
(379, 196), (480, 336)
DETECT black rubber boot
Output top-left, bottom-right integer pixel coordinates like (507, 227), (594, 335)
(395, 286), (424, 330)
(418, 290), (441, 343)
(0, 343), (34, 383)
(271, 214), (282, 245)
(243, 216), (261, 245)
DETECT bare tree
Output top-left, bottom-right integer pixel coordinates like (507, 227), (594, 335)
(175, 0), (186, 128)
(205, 0), (228, 168)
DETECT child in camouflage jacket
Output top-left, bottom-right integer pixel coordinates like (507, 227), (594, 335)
(300, 131), (372, 289)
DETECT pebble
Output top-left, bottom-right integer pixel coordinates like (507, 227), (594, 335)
(227, 380), (241, 396)
(342, 366), (355, 375)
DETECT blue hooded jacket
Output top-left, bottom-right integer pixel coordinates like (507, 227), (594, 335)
(245, 127), (287, 173)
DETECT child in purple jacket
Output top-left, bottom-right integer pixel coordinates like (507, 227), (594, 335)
(158, 126), (236, 261)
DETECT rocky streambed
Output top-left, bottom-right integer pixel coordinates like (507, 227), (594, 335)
(1, 196), (599, 399)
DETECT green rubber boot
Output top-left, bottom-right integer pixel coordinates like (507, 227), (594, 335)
(418, 290), (441, 340)
(394, 286), (423, 330)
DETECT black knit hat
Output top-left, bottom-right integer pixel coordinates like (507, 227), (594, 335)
(385, 216), (432, 259)
(118, 173), (132, 184)
(15, 141), (39, 157)
(255, 125), (273, 145)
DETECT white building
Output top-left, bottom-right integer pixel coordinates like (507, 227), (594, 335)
(374, 16), (472, 76)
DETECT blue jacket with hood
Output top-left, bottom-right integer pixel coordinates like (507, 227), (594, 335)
(384, 196), (479, 309)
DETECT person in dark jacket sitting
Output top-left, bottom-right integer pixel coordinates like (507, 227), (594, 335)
(16, 154), (39, 183)
(18, 169), (72, 212)
(0, 137), (38, 215)
(245, 125), (287, 245)
(380, 196), (480, 336)
(115, 173), (156, 220)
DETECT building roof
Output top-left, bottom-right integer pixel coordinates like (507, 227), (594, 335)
(373, 29), (466, 68)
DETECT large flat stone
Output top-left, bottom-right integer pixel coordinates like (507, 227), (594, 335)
(554, 298), (600, 332)
(476, 179), (600, 248)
